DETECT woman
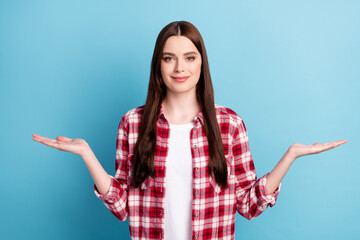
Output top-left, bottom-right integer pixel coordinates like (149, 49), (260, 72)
(32, 21), (347, 240)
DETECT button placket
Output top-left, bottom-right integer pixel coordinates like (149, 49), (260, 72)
(192, 116), (201, 236)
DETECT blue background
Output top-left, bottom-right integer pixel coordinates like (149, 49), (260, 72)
(1, 0), (359, 239)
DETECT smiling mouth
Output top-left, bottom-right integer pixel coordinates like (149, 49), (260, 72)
(172, 76), (189, 82)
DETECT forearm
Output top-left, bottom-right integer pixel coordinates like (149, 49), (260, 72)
(81, 145), (111, 196)
(266, 149), (296, 194)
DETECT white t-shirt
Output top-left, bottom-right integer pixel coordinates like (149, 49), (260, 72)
(164, 122), (195, 240)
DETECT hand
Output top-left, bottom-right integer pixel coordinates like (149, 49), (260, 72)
(288, 139), (348, 159)
(32, 134), (89, 156)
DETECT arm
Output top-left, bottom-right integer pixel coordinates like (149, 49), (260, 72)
(32, 114), (131, 221)
(234, 119), (348, 220)
(80, 146), (111, 195)
(92, 114), (130, 221)
(233, 120), (280, 220)
(266, 140), (348, 194)
(265, 150), (294, 194)
(32, 134), (112, 195)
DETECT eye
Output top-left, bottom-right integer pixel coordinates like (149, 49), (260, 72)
(163, 57), (173, 61)
(187, 56), (195, 61)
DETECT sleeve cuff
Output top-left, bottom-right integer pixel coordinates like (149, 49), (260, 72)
(94, 175), (122, 204)
(258, 172), (281, 207)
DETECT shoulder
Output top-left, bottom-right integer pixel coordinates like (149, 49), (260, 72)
(214, 104), (248, 135)
(119, 105), (145, 126)
(215, 104), (244, 125)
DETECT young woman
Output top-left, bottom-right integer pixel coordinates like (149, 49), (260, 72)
(32, 21), (347, 240)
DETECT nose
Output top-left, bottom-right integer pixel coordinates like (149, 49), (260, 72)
(175, 59), (185, 72)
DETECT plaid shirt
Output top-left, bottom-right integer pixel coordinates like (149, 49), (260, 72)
(94, 104), (281, 240)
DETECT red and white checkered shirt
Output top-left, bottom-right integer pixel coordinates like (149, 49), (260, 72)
(94, 104), (281, 240)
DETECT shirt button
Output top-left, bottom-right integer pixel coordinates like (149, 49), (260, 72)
(193, 127), (197, 131)
(194, 237), (197, 240)
(195, 190), (199, 195)
(194, 213), (199, 218)
(193, 144), (197, 149)
(194, 167), (199, 171)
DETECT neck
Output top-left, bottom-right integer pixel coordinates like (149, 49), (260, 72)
(161, 90), (201, 125)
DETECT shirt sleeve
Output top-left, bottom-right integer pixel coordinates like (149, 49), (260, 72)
(93, 114), (129, 221)
(233, 119), (281, 220)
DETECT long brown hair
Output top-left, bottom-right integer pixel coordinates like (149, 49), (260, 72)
(130, 21), (228, 189)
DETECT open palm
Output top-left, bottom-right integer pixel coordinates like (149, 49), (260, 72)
(289, 139), (347, 159)
(32, 134), (88, 156)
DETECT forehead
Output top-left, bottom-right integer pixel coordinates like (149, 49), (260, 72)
(162, 36), (199, 54)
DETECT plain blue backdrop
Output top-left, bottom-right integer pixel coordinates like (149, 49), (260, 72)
(1, 0), (359, 239)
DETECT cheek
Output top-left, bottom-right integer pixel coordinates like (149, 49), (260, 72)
(192, 61), (202, 75)
(161, 63), (172, 76)
(160, 66), (167, 79)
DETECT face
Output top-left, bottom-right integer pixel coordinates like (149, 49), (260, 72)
(160, 36), (202, 96)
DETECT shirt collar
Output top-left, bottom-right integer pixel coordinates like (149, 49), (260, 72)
(158, 104), (204, 125)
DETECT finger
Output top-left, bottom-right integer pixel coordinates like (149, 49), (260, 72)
(319, 141), (342, 148)
(32, 137), (43, 143)
(319, 143), (338, 150)
(32, 134), (47, 140)
(338, 139), (348, 144)
(316, 142), (344, 152)
(35, 136), (58, 143)
(326, 140), (347, 148)
(39, 139), (60, 149)
(32, 135), (58, 148)
(323, 139), (347, 145)
(32, 135), (66, 151)
(57, 136), (72, 142)
(34, 134), (56, 142)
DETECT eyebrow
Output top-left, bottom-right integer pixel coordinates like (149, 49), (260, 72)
(162, 51), (198, 56)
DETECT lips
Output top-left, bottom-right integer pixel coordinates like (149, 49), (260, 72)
(172, 76), (190, 82)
